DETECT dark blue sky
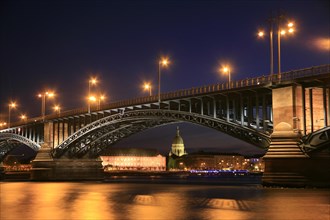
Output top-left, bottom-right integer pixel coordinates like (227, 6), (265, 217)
(0, 0), (329, 155)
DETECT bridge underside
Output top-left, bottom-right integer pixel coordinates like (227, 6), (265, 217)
(0, 133), (41, 162)
(52, 110), (271, 159)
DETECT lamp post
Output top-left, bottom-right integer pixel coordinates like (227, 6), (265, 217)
(8, 102), (17, 128)
(158, 58), (169, 104)
(53, 105), (61, 116)
(277, 20), (295, 78)
(98, 95), (105, 110)
(258, 14), (295, 80)
(88, 77), (98, 113)
(144, 83), (152, 96)
(222, 67), (231, 89)
(38, 91), (54, 121)
(258, 17), (274, 75)
(20, 114), (27, 122)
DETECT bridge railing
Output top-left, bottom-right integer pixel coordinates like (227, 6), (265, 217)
(162, 64), (329, 99)
(7, 64), (330, 127)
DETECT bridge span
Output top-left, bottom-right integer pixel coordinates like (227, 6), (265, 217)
(1, 64), (330, 186)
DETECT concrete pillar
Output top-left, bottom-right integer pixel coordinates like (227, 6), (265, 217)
(58, 121), (63, 144)
(312, 88), (326, 131)
(54, 122), (59, 147)
(64, 122), (68, 141)
(263, 85), (309, 187)
(323, 87), (328, 126)
(44, 121), (54, 148)
(240, 95), (244, 126)
(255, 93), (259, 130)
(226, 96), (229, 122)
(328, 88), (330, 126)
(232, 99), (236, 122)
(262, 95), (267, 131)
(213, 98), (216, 118)
(31, 121), (55, 180)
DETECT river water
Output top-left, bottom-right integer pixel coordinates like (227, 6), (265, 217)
(1, 181), (329, 220)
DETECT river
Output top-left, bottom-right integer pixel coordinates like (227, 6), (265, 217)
(1, 181), (329, 220)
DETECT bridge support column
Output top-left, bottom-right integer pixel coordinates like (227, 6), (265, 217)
(31, 122), (55, 180)
(30, 143), (55, 180)
(263, 85), (308, 187)
(263, 85), (329, 187)
(31, 122), (103, 180)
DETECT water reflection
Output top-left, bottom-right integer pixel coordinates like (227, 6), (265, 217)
(1, 182), (329, 220)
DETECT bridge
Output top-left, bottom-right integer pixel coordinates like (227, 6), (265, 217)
(1, 64), (330, 186)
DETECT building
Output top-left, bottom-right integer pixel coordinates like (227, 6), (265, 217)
(166, 126), (264, 171)
(174, 152), (264, 171)
(100, 148), (166, 171)
(168, 126), (187, 169)
(169, 126), (187, 157)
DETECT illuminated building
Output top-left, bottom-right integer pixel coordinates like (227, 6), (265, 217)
(169, 126), (187, 157)
(168, 126), (187, 169)
(100, 148), (166, 171)
(173, 152), (264, 172)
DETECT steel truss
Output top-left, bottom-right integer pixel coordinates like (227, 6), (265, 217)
(0, 133), (41, 161)
(52, 109), (271, 159)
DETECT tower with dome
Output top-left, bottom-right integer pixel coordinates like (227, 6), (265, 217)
(169, 126), (187, 157)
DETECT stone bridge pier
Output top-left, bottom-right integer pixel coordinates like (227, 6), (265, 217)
(31, 122), (103, 181)
(262, 85), (330, 187)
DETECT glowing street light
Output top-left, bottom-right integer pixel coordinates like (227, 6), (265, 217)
(53, 105), (61, 116)
(8, 102), (17, 128)
(98, 95), (105, 110)
(88, 77), (98, 113)
(257, 14), (296, 78)
(20, 114), (27, 121)
(257, 16), (275, 75)
(38, 91), (55, 120)
(87, 94), (105, 110)
(277, 20), (295, 77)
(158, 57), (170, 104)
(0, 122), (7, 128)
(143, 83), (152, 96)
(222, 66), (231, 89)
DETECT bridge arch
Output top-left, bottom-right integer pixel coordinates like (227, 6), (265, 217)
(52, 109), (271, 159)
(0, 133), (41, 161)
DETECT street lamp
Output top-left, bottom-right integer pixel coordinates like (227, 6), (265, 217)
(53, 105), (61, 116)
(158, 58), (170, 104)
(8, 102), (17, 128)
(277, 20), (295, 77)
(222, 66), (231, 89)
(20, 114), (27, 122)
(143, 83), (152, 96)
(38, 91), (55, 120)
(98, 95), (105, 110)
(88, 77), (98, 113)
(258, 15), (296, 79)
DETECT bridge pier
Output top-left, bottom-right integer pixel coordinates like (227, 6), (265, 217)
(262, 122), (309, 187)
(262, 85), (330, 187)
(31, 144), (104, 181)
(31, 143), (55, 180)
(31, 121), (104, 181)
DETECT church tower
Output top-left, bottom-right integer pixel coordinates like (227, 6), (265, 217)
(169, 126), (187, 157)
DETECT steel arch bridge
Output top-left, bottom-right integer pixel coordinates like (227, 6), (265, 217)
(0, 133), (41, 161)
(0, 64), (329, 162)
(51, 109), (270, 159)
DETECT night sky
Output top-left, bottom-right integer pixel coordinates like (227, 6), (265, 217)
(0, 0), (329, 155)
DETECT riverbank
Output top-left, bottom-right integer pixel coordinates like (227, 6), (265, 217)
(1, 170), (263, 186)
